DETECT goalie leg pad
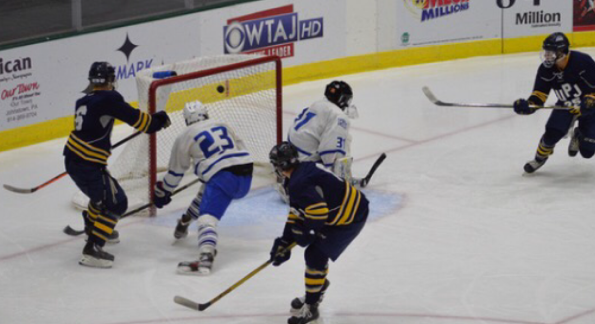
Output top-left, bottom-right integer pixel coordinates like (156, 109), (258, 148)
(332, 156), (353, 183)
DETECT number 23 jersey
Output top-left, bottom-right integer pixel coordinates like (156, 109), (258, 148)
(164, 120), (253, 185)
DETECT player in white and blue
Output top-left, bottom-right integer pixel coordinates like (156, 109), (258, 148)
(277, 81), (361, 202)
(288, 81), (358, 176)
(153, 101), (253, 275)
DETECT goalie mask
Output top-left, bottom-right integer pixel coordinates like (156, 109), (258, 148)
(183, 100), (209, 126)
(270, 142), (300, 173)
(325, 80), (359, 119)
(88, 62), (116, 89)
(541, 32), (570, 68)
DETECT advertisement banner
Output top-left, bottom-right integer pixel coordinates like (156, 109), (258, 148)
(573, 0), (595, 31)
(200, 0), (346, 67)
(0, 14), (202, 132)
(500, 0), (573, 38)
(396, 0), (501, 48)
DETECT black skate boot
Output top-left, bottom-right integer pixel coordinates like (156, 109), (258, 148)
(288, 304), (319, 324)
(523, 156), (548, 174)
(80, 242), (115, 268)
(291, 280), (330, 315)
(568, 127), (581, 157)
(177, 251), (216, 275)
(174, 213), (192, 239)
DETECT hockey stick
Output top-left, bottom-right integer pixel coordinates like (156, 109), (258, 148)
(359, 153), (387, 188)
(174, 242), (298, 311)
(3, 131), (143, 194)
(422, 86), (575, 110)
(63, 177), (203, 236)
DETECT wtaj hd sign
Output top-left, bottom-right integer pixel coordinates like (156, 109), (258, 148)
(223, 5), (323, 58)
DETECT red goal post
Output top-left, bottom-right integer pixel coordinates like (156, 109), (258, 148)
(147, 55), (283, 212)
(72, 54), (282, 214)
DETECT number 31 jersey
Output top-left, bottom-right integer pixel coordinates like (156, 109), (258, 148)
(162, 120), (253, 188)
(287, 99), (352, 168)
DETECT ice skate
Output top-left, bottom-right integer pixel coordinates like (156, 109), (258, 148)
(177, 252), (215, 275)
(174, 213), (192, 239)
(288, 303), (319, 324)
(79, 242), (114, 268)
(291, 280), (330, 315)
(568, 127), (580, 157)
(523, 157), (547, 174)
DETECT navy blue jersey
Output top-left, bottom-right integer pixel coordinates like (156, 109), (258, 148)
(282, 162), (368, 239)
(529, 51), (595, 107)
(64, 90), (159, 165)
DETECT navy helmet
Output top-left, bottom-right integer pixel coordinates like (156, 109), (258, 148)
(88, 62), (116, 86)
(541, 32), (570, 68)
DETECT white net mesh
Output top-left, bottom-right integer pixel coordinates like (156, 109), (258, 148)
(72, 54), (280, 211)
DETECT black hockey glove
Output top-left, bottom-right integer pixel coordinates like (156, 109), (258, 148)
(153, 181), (172, 208)
(291, 222), (317, 247)
(580, 95), (595, 117)
(152, 111), (172, 129)
(513, 99), (536, 115)
(270, 237), (292, 266)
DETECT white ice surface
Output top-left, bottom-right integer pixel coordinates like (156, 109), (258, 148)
(2, 48), (595, 324)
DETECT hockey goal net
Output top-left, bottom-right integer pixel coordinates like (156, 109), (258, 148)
(72, 54), (282, 214)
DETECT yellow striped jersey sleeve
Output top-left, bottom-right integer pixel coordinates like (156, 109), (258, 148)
(529, 91), (548, 105)
(132, 111), (153, 133)
(286, 213), (302, 225)
(304, 202), (329, 221)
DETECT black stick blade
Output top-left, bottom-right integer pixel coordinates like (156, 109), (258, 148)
(63, 225), (85, 236)
(198, 302), (212, 311)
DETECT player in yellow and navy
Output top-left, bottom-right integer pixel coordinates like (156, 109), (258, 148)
(64, 61), (171, 268)
(513, 32), (595, 173)
(268, 142), (369, 324)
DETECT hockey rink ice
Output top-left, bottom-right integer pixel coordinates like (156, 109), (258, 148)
(3, 48), (595, 324)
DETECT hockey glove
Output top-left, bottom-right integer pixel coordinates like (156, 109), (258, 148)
(580, 95), (595, 117)
(513, 99), (536, 115)
(153, 181), (172, 208)
(291, 222), (317, 247)
(270, 237), (292, 266)
(152, 111), (172, 129)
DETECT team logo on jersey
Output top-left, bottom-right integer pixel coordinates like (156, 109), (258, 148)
(403, 0), (470, 22)
(114, 33), (153, 81)
(223, 5), (323, 58)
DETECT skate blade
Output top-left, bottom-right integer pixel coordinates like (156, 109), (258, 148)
(176, 267), (211, 276)
(79, 255), (113, 268)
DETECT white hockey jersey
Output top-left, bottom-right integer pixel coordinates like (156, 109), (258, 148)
(161, 119), (253, 190)
(287, 99), (352, 168)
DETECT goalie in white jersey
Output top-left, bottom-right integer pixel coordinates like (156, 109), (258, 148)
(278, 81), (360, 200)
(153, 101), (254, 275)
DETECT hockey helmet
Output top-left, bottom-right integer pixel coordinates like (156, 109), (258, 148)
(541, 32), (570, 68)
(270, 142), (300, 172)
(88, 62), (116, 86)
(325, 81), (353, 110)
(183, 100), (208, 126)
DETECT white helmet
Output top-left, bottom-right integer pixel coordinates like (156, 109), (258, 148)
(183, 100), (208, 126)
